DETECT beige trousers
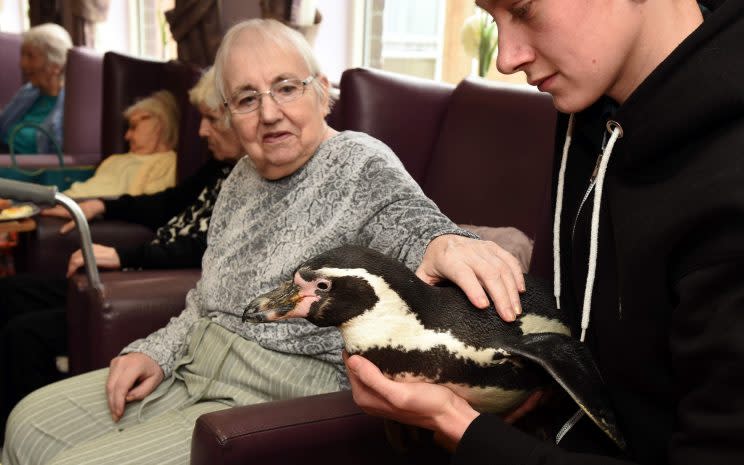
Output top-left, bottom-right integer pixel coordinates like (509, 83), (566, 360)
(2, 319), (342, 465)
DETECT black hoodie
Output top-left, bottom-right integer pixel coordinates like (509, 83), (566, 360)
(453, 1), (744, 464)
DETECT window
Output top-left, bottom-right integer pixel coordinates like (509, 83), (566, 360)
(362, 0), (527, 85)
(378, 0), (445, 80)
(94, 0), (176, 60)
(0, 0), (29, 32)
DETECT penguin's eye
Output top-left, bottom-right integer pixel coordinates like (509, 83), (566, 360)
(317, 280), (330, 291)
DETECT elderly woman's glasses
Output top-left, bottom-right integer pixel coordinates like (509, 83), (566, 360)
(225, 76), (315, 114)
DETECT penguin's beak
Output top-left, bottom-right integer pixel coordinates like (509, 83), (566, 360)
(242, 280), (301, 323)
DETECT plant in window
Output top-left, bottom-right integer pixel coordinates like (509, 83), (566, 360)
(461, 8), (498, 77)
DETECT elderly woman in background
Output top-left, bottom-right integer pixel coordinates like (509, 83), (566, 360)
(0, 23), (72, 154)
(61, 89), (180, 198)
(2, 18), (521, 465)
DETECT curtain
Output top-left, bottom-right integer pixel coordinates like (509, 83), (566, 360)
(260, 0), (322, 45)
(64, 0), (111, 47)
(29, 0), (110, 47)
(28, 0), (61, 26)
(165, 0), (222, 68)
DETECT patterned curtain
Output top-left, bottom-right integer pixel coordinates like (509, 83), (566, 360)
(165, 0), (222, 68)
(29, 0), (111, 47)
(28, 0), (61, 26)
(65, 0), (111, 47)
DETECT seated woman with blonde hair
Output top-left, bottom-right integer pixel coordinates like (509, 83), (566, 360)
(63, 89), (180, 198)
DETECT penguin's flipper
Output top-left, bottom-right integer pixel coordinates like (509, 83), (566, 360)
(499, 332), (625, 450)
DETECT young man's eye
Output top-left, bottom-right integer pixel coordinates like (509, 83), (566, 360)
(511, 0), (534, 19)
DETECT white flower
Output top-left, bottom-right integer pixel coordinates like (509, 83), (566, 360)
(461, 14), (483, 58)
(461, 10), (499, 77)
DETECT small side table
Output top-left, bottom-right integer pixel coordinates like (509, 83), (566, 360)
(0, 218), (37, 275)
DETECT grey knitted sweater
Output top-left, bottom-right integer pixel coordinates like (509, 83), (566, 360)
(123, 131), (471, 386)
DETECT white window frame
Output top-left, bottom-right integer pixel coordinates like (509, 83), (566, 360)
(365, 0), (447, 81)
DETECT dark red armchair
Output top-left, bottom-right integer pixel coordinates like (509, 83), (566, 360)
(0, 32), (22, 108)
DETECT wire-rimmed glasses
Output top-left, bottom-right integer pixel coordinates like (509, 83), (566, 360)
(224, 76), (315, 115)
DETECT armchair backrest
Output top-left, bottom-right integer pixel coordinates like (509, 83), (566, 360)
(333, 69), (558, 280)
(423, 79), (557, 238)
(101, 52), (209, 182)
(63, 47), (103, 158)
(0, 32), (22, 108)
(336, 67), (454, 185)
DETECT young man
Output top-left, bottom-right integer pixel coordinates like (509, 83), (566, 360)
(347, 1), (744, 464)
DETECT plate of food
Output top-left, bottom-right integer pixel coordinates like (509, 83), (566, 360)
(0, 203), (40, 221)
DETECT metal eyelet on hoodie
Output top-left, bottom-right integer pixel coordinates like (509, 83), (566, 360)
(606, 120), (624, 138)
(571, 121), (624, 245)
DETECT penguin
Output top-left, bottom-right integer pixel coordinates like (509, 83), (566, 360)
(243, 244), (624, 448)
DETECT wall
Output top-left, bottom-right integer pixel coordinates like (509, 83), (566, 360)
(312, 0), (358, 83)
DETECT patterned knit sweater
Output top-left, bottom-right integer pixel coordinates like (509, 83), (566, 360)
(116, 163), (232, 269)
(123, 131), (472, 386)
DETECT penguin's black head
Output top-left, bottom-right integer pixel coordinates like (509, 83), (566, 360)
(243, 246), (405, 327)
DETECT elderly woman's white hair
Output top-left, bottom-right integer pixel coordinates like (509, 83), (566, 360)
(22, 23), (73, 70)
(213, 19), (329, 117)
(189, 67), (222, 112)
(123, 90), (181, 151)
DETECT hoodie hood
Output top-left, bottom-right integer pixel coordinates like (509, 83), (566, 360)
(613, 0), (744, 171)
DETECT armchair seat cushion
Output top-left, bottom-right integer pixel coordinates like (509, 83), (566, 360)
(14, 216), (155, 276)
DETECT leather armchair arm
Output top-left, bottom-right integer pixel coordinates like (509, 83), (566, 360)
(66, 269), (200, 374)
(190, 390), (412, 465)
(15, 216), (155, 276)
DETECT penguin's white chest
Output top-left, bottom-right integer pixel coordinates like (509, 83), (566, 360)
(340, 295), (505, 367)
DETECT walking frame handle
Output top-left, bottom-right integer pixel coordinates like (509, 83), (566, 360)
(0, 178), (101, 290)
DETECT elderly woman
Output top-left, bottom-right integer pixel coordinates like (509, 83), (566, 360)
(0, 67), (241, 444)
(62, 89), (180, 198)
(2, 19), (521, 465)
(0, 23), (72, 154)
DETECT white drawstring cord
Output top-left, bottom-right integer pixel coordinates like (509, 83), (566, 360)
(579, 120), (622, 342)
(554, 118), (623, 445)
(553, 114), (575, 310)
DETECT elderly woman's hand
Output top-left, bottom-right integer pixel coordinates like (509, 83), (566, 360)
(106, 352), (164, 422)
(345, 353), (479, 452)
(66, 243), (121, 277)
(417, 234), (526, 321)
(41, 199), (106, 234)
